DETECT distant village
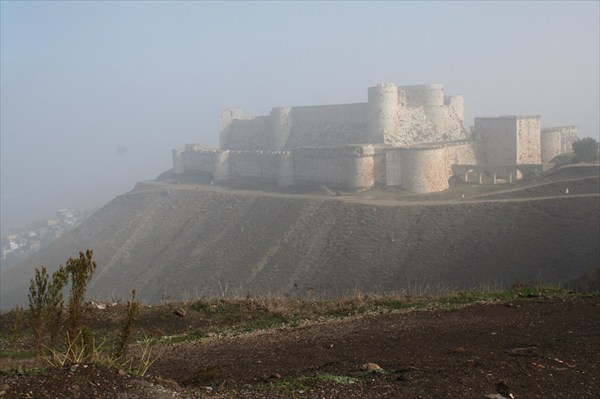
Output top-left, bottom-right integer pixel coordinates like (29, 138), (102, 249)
(0, 208), (95, 271)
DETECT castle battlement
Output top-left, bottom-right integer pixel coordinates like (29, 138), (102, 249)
(173, 83), (578, 193)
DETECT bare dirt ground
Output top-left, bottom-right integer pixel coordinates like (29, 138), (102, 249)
(1, 295), (599, 398)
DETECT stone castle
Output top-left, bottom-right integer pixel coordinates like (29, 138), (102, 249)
(172, 83), (579, 193)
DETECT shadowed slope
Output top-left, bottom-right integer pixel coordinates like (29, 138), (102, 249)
(1, 181), (598, 308)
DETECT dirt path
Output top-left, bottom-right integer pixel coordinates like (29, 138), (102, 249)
(467, 175), (599, 199)
(148, 296), (600, 398)
(137, 179), (599, 208)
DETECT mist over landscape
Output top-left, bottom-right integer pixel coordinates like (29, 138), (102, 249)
(1, 1), (599, 232)
(1, 3), (599, 397)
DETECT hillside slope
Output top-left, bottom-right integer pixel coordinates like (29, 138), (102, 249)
(1, 178), (599, 308)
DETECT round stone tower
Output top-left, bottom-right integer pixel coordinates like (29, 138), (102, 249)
(401, 84), (446, 134)
(540, 126), (579, 163)
(401, 147), (449, 193)
(368, 83), (399, 143)
(345, 145), (375, 190)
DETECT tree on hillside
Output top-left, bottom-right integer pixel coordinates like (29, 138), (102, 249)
(572, 137), (600, 163)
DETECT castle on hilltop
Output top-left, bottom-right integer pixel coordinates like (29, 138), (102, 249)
(172, 83), (578, 193)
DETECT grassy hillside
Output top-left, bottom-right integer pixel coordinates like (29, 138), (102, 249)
(1, 171), (599, 309)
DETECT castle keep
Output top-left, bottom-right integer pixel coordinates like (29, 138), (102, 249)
(173, 83), (578, 193)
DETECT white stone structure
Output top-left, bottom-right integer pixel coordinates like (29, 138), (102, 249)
(474, 115), (542, 165)
(540, 126), (579, 163)
(172, 83), (578, 193)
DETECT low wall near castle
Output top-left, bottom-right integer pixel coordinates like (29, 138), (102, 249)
(179, 146), (218, 173)
(293, 145), (374, 189)
(453, 164), (546, 184)
(228, 151), (281, 183)
(175, 142), (478, 193)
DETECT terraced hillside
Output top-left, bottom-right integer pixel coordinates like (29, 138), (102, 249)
(1, 167), (598, 308)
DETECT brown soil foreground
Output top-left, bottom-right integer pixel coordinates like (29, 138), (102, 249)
(1, 296), (598, 398)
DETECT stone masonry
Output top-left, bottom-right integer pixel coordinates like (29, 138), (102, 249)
(173, 83), (578, 193)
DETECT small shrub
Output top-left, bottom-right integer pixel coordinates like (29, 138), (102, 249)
(28, 267), (49, 353)
(45, 330), (106, 367)
(28, 266), (68, 353)
(121, 336), (161, 377)
(27, 250), (97, 359)
(114, 289), (140, 359)
(46, 267), (68, 347)
(65, 250), (97, 344)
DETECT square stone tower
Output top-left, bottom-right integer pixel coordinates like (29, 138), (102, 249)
(474, 116), (541, 165)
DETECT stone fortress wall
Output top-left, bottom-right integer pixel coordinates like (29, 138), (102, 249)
(173, 83), (578, 193)
(220, 82), (468, 151)
(540, 126), (579, 163)
(385, 141), (478, 192)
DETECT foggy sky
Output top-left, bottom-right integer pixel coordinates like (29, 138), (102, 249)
(1, 1), (599, 232)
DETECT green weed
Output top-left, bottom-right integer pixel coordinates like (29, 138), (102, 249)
(313, 373), (358, 384)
